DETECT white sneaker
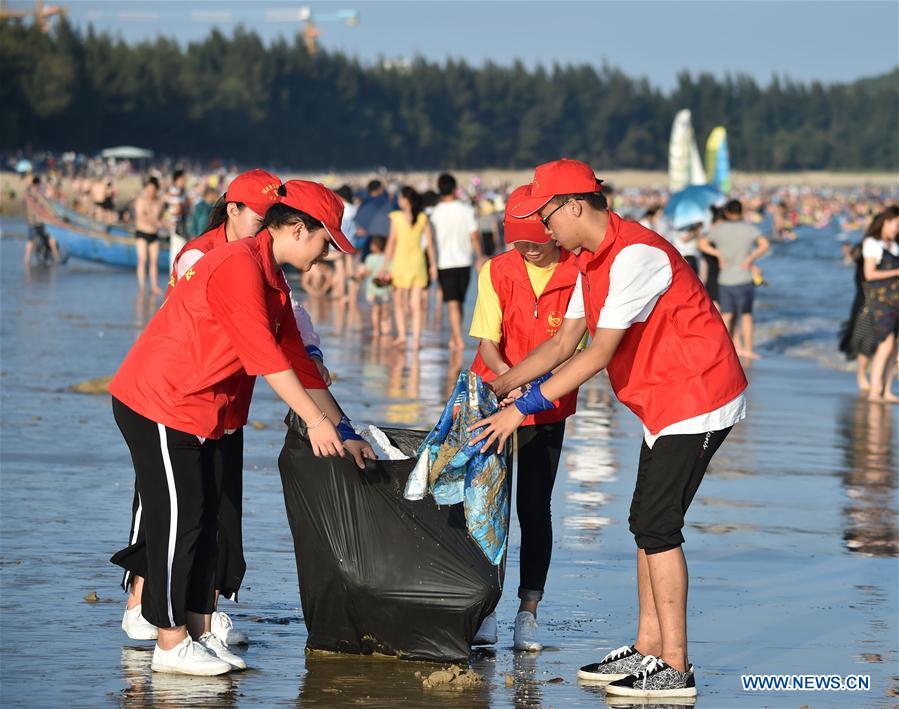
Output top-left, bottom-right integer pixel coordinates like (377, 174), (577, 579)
(122, 604), (158, 641)
(151, 637), (232, 676)
(211, 611), (249, 646)
(472, 612), (498, 645)
(513, 611), (542, 652)
(200, 632), (247, 670)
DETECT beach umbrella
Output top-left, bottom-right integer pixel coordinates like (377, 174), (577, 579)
(15, 159), (32, 173)
(663, 184), (726, 230)
(100, 146), (154, 160)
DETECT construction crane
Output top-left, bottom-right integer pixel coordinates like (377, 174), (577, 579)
(0, 0), (66, 31)
(298, 6), (359, 55)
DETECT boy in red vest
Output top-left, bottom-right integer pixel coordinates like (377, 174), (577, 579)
(468, 185), (582, 651)
(470, 159), (746, 699)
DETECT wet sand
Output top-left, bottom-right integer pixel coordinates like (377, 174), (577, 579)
(0, 229), (896, 708)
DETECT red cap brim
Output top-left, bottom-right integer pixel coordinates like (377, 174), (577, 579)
(508, 194), (553, 219)
(323, 223), (355, 254)
(504, 221), (553, 244)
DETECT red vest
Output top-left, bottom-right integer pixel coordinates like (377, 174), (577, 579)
(471, 249), (580, 425)
(578, 212), (747, 434)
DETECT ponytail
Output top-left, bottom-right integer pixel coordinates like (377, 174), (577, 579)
(204, 195), (249, 232)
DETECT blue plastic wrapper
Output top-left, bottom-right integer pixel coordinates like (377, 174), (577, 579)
(404, 370), (511, 565)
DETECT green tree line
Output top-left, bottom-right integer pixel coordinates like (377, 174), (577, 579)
(1, 19), (896, 171)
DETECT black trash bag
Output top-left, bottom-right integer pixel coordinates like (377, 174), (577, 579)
(279, 412), (506, 663)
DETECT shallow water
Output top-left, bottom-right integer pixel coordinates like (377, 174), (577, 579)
(1, 225), (896, 708)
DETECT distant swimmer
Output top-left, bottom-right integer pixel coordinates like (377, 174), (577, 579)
(133, 176), (164, 295)
(23, 175), (60, 266)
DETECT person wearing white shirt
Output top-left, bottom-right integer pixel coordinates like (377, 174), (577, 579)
(429, 172), (484, 350)
(470, 159), (747, 699)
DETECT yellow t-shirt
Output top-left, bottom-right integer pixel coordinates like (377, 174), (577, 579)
(470, 259), (558, 342)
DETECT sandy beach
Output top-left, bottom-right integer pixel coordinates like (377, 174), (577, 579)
(0, 221), (896, 707)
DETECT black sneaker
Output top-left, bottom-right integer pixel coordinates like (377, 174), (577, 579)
(604, 656), (696, 698)
(577, 644), (646, 682)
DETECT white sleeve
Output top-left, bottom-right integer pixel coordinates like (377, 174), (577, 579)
(861, 238), (883, 261)
(176, 248), (205, 279)
(597, 245), (673, 329)
(467, 204), (478, 233)
(288, 286), (322, 350)
(564, 274), (586, 319)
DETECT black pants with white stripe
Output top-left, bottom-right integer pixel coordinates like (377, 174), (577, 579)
(121, 429), (246, 600)
(111, 398), (218, 628)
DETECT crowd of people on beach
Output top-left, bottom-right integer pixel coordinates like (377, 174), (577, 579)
(20, 154), (896, 365)
(13, 153), (898, 699)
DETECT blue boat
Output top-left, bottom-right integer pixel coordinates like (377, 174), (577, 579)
(40, 201), (170, 271)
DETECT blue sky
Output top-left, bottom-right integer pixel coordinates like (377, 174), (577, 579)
(20, 0), (899, 90)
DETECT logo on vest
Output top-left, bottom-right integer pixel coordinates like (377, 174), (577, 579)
(547, 311), (563, 335)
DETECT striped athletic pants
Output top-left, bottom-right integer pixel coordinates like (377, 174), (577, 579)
(111, 397), (218, 628)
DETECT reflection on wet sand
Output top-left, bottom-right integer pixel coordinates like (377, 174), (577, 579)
(298, 653), (494, 708)
(559, 378), (618, 545)
(120, 646), (238, 708)
(839, 398), (897, 556)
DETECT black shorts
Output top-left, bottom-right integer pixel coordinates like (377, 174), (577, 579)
(29, 223), (50, 244)
(628, 427), (731, 554)
(135, 231), (159, 245)
(719, 283), (755, 315)
(437, 266), (471, 303)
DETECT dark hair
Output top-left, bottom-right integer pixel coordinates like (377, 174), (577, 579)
(172, 169), (185, 182)
(31, 176), (41, 186)
(400, 185), (423, 226)
(370, 235), (387, 252)
(145, 176), (160, 190)
(864, 205), (899, 238)
(642, 206), (659, 218)
(422, 189), (439, 209)
(437, 173), (457, 196)
(335, 184), (353, 202)
(710, 205), (724, 222)
(553, 191), (608, 211)
(366, 179), (383, 194)
(205, 196), (232, 231)
(723, 199), (743, 216)
(261, 202), (324, 232)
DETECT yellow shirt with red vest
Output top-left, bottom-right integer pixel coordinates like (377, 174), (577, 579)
(469, 248), (581, 426)
(572, 211), (746, 435)
(109, 229), (326, 439)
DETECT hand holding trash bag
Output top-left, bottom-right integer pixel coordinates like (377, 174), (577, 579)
(306, 416), (345, 458)
(343, 439), (377, 469)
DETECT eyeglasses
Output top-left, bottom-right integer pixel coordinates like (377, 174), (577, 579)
(539, 197), (584, 229)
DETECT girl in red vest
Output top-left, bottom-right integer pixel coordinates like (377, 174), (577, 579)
(109, 181), (374, 677)
(468, 185), (581, 652)
(122, 169), (293, 649)
(470, 160), (746, 699)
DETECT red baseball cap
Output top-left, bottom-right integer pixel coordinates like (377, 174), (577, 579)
(279, 180), (355, 254)
(504, 185), (552, 244)
(509, 159), (603, 218)
(224, 169), (282, 217)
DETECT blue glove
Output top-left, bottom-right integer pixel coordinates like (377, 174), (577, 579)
(514, 372), (555, 416)
(336, 415), (363, 442)
(305, 345), (324, 362)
